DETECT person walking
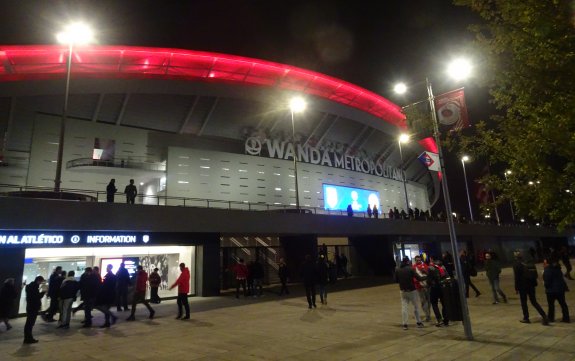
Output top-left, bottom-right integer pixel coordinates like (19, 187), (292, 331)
(513, 251), (549, 325)
(413, 255), (431, 322)
(395, 257), (424, 330)
(0, 278), (18, 331)
(559, 246), (573, 280)
(428, 257), (449, 327)
(372, 204), (379, 219)
(23, 276), (46, 344)
(78, 267), (99, 328)
(57, 270), (79, 329)
(543, 257), (570, 323)
(149, 268), (162, 304)
(460, 250), (481, 298)
(124, 179), (138, 204)
(43, 266), (63, 322)
(126, 266), (155, 321)
(301, 255), (317, 309)
(232, 259), (248, 298)
(116, 262), (131, 312)
(252, 259), (264, 297)
(95, 264), (118, 328)
(278, 258), (289, 296)
(484, 252), (507, 304)
(106, 178), (117, 203)
(169, 263), (190, 320)
(317, 255), (329, 305)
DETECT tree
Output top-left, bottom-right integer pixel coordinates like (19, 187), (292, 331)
(453, 0), (575, 229)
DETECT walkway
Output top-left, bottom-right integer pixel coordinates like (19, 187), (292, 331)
(0, 267), (573, 360)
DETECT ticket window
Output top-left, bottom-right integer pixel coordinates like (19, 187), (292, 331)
(19, 246), (195, 313)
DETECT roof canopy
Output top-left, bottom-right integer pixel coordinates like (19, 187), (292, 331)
(0, 45), (406, 127)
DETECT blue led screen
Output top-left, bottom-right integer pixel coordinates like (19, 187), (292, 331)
(322, 184), (380, 212)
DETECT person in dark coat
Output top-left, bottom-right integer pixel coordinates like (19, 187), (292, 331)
(513, 251), (549, 325)
(78, 267), (100, 328)
(346, 204), (354, 217)
(124, 179), (138, 204)
(484, 252), (507, 304)
(43, 266), (63, 322)
(317, 255), (329, 304)
(395, 257), (424, 330)
(543, 257), (570, 323)
(106, 178), (117, 203)
(0, 278), (18, 330)
(116, 262), (131, 312)
(372, 205), (379, 219)
(301, 255), (317, 309)
(95, 264), (118, 328)
(149, 268), (162, 304)
(559, 246), (573, 280)
(366, 205), (372, 218)
(460, 250), (481, 298)
(278, 258), (289, 296)
(24, 276), (45, 344)
(252, 259), (264, 297)
(58, 270), (79, 329)
(427, 257), (449, 327)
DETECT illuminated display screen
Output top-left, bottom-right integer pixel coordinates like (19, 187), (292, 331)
(323, 184), (380, 212)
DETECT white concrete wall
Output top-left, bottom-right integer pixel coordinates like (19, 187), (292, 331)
(166, 147), (430, 211)
(26, 114), (162, 197)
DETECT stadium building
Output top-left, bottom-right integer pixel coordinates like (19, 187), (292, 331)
(0, 46), (565, 313)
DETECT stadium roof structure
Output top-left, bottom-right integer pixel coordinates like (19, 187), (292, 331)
(0, 45), (407, 126)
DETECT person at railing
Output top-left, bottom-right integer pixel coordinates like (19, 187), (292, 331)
(366, 204), (372, 218)
(373, 204), (379, 219)
(106, 179), (117, 203)
(124, 179), (138, 204)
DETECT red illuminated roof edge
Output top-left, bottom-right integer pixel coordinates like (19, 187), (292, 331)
(0, 45), (407, 126)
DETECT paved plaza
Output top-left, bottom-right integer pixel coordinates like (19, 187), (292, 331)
(0, 266), (574, 361)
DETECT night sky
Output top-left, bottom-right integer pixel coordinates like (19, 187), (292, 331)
(0, 0), (502, 221)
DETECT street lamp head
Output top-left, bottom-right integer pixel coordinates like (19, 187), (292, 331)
(56, 22), (94, 45)
(461, 155), (469, 162)
(393, 82), (407, 95)
(505, 170), (512, 175)
(398, 133), (410, 144)
(289, 97), (306, 113)
(447, 58), (472, 81)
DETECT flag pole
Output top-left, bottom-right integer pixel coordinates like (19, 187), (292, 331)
(427, 78), (473, 340)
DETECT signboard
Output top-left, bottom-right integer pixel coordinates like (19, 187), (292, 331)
(418, 151), (440, 172)
(245, 137), (405, 182)
(0, 232), (151, 248)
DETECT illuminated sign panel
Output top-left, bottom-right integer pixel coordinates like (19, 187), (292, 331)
(0, 232), (150, 247)
(322, 184), (380, 212)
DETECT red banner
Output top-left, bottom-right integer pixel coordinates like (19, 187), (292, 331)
(434, 88), (469, 132)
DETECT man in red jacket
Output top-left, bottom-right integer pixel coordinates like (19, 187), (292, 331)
(126, 265), (155, 321)
(169, 263), (190, 320)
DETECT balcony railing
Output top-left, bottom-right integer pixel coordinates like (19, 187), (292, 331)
(66, 157), (166, 172)
(0, 183), (549, 227)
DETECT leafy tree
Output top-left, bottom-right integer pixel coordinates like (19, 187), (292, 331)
(453, 0), (575, 229)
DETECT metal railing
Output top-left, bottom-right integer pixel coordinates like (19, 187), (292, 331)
(66, 157), (166, 172)
(0, 183), (551, 227)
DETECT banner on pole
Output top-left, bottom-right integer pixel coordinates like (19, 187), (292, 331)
(434, 88), (470, 132)
(418, 151), (440, 172)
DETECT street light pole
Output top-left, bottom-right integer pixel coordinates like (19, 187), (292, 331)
(398, 135), (410, 212)
(426, 77), (473, 340)
(504, 171), (515, 221)
(290, 110), (300, 211)
(54, 22), (94, 193)
(461, 156), (474, 222)
(289, 97), (306, 211)
(54, 43), (73, 193)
